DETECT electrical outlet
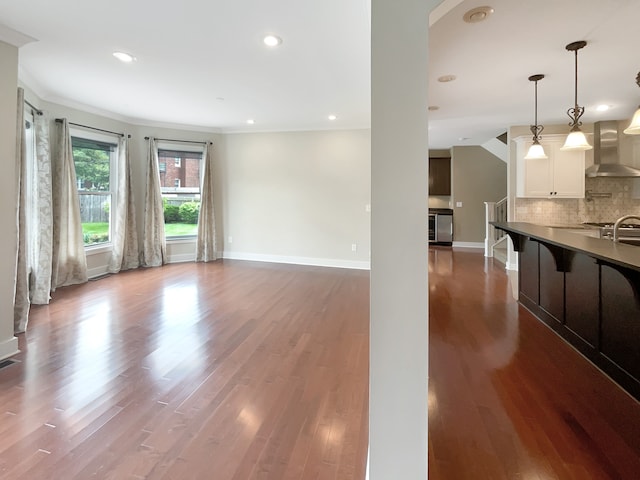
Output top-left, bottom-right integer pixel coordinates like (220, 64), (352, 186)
(228, 236), (233, 244)
(351, 244), (358, 252)
(456, 201), (463, 207)
(365, 204), (371, 212)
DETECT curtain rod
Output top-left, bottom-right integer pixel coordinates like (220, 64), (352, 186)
(145, 136), (212, 145)
(55, 119), (130, 138)
(24, 99), (43, 116)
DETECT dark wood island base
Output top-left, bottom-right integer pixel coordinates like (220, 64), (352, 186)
(493, 222), (640, 402)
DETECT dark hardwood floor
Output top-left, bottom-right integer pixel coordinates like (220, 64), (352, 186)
(0, 261), (369, 479)
(428, 247), (640, 480)
(2, 250), (640, 479)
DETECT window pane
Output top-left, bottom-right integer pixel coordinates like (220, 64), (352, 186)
(158, 150), (202, 237)
(72, 137), (115, 247)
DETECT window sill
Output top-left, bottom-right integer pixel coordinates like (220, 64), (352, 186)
(166, 236), (196, 244)
(85, 243), (113, 256)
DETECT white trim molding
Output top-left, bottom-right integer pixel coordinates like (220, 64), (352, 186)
(222, 251), (371, 270)
(0, 337), (19, 362)
(452, 241), (485, 249)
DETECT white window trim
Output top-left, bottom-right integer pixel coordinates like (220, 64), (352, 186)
(70, 127), (119, 249)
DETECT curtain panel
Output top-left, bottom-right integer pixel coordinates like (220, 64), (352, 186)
(14, 88), (29, 333)
(141, 137), (166, 267)
(196, 143), (217, 262)
(51, 119), (88, 289)
(108, 136), (140, 273)
(30, 113), (54, 304)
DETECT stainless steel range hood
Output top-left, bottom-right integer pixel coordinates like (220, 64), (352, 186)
(585, 120), (640, 177)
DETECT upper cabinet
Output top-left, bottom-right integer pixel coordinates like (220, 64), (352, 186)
(515, 135), (585, 198)
(429, 157), (451, 196)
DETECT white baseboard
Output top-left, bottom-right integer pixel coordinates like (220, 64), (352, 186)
(506, 261), (518, 271)
(87, 265), (109, 279)
(167, 253), (196, 264)
(222, 251), (371, 270)
(452, 241), (485, 249)
(0, 336), (19, 361)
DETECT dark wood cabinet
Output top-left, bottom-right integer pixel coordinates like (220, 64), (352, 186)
(429, 157), (451, 196)
(539, 242), (564, 325)
(601, 264), (640, 383)
(565, 251), (599, 352)
(518, 237), (539, 305)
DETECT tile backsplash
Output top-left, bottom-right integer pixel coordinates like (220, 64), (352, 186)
(515, 177), (640, 224)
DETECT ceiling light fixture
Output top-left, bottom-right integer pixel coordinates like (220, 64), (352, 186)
(624, 72), (640, 135)
(524, 74), (548, 160)
(112, 51), (136, 63)
(328, 114), (337, 121)
(596, 104), (610, 112)
(463, 6), (494, 24)
(263, 35), (282, 47)
(561, 41), (592, 151)
(247, 119), (255, 125)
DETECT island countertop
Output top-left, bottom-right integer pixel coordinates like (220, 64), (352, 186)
(491, 221), (640, 271)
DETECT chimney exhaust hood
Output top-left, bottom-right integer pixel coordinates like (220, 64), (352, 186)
(585, 120), (640, 177)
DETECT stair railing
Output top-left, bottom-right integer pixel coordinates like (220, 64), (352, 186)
(484, 197), (507, 257)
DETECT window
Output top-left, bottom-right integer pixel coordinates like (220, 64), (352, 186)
(158, 148), (202, 238)
(72, 135), (117, 247)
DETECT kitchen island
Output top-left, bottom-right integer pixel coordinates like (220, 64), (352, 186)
(493, 222), (640, 401)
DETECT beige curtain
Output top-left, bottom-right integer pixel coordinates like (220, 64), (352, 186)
(141, 137), (166, 266)
(108, 136), (140, 273)
(196, 142), (217, 262)
(30, 113), (53, 304)
(14, 88), (29, 332)
(51, 118), (88, 289)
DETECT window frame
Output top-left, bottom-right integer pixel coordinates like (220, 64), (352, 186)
(70, 128), (118, 251)
(157, 142), (204, 241)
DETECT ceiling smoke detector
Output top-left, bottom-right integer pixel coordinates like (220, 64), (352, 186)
(463, 6), (494, 23)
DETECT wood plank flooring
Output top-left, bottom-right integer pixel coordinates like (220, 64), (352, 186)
(0, 261), (369, 479)
(2, 250), (640, 479)
(428, 247), (640, 480)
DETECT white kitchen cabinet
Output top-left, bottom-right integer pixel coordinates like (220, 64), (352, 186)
(515, 135), (585, 198)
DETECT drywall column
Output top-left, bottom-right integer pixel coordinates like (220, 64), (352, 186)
(370, 0), (433, 477)
(0, 40), (20, 359)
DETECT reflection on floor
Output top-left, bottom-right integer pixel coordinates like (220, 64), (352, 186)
(428, 246), (640, 480)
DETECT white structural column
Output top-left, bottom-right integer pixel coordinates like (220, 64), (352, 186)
(0, 40), (19, 358)
(370, 0), (436, 478)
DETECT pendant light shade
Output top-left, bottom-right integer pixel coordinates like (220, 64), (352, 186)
(524, 74), (548, 159)
(624, 72), (640, 135)
(561, 41), (592, 151)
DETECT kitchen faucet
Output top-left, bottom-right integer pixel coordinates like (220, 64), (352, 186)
(613, 215), (640, 242)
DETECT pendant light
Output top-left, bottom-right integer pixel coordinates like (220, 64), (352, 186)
(524, 74), (547, 159)
(561, 41), (592, 151)
(624, 72), (640, 135)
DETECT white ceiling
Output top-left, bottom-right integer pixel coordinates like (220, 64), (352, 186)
(2, 0), (639, 148)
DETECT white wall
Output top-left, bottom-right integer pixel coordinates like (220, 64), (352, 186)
(0, 41), (19, 359)
(222, 130), (371, 269)
(370, 0), (431, 478)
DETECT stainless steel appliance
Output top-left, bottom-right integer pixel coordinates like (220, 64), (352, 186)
(429, 208), (453, 245)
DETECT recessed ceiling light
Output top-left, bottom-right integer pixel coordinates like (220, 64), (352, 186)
(112, 51), (136, 63)
(328, 114), (337, 121)
(263, 35), (282, 47)
(463, 6), (494, 23)
(438, 75), (456, 83)
(458, 137), (470, 141)
(596, 104), (610, 112)
(428, 106), (440, 111)
(247, 119), (255, 125)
